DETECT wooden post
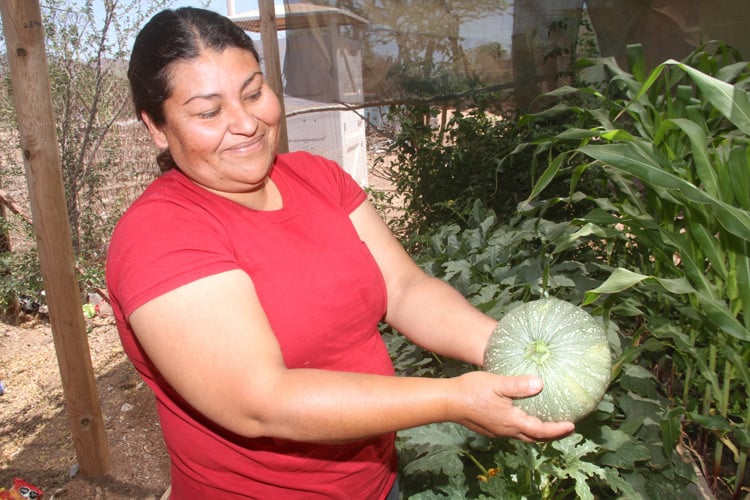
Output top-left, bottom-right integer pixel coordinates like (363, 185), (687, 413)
(0, 0), (109, 476)
(258, 0), (289, 153)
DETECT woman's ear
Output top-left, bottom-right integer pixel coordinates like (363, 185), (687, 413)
(140, 111), (169, 149)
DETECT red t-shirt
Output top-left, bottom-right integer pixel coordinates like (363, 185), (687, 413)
(106, 152), (397, 499)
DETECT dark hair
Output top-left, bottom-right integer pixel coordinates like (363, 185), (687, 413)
(128, 7), (259, 127)
(128, 7), (259, 171)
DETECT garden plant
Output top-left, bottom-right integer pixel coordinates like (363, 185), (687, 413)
(1, 2), (748, 497)
(383, 42), (749, 498)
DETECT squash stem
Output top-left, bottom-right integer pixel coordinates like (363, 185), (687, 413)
(461, 450), (489, 476)
(526, 339), (552, 365)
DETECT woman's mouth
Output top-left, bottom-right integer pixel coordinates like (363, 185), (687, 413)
(226, 135), (264, 153)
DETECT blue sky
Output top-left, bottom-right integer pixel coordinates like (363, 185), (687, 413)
(187, 0), (259, 15)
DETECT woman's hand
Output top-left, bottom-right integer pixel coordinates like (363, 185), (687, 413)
(449, 371), (575, 442)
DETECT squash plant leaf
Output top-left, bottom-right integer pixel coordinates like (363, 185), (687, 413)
(550, 434), (605, 500)
(602, 467), (639, 498)
(597, 427), (652, 469)
(399, 423), (472, 477)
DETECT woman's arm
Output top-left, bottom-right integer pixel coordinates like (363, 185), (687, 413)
(129, 270), (573, 444)
(349, 200), (498, 366)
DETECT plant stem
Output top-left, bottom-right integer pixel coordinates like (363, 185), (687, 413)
(461, 450), (489, 476)
(733, 406), (749, 499)
(702, 344), (717, 416)
(713, 359), (734, 482)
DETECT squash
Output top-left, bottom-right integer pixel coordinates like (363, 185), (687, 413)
(483, 297), (612, 422)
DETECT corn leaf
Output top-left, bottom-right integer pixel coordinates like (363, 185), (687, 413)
(664, 118), (719, 197)
(580, 143), (750, 241)
(697, 293), (750, 341)
(522, 151), (568, 205)
(728, 145), (750, 209)
(685, 220), (728, 280)
(664, 59), (750, 135)
(582, 268), (695, 305)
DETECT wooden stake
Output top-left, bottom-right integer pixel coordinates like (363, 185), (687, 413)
(0, 0), (109, 476)
(259, 0), (289, 153)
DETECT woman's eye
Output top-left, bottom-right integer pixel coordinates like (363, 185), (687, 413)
(197, 109), (220, 119)
(244, 89), (263, 102)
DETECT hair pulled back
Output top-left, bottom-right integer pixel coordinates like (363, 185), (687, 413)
(128, 7), (259, 127)
(128, 7), (259, 171)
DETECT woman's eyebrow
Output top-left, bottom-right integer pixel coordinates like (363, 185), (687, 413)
(182, 71), (264, 105)
(241, 71), (264, 91)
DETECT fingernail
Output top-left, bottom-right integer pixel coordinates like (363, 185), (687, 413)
(529, 377), (543, 392)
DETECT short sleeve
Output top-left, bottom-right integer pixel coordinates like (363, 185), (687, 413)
(275, 152), (367, 214)
(106, 191), (239, 319)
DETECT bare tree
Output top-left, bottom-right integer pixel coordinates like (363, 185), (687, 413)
(315, 0), (512, 98)
(41, 0), (172, 256)
(0, 0), (173, 312)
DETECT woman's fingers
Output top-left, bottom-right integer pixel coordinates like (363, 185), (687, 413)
(454, 371), (575, 440)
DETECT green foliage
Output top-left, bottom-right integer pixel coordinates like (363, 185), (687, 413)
(386, 204), (699, 498)
(382, 40), (750, 499)
(376, 101), (589, 248)
(518, 41), (750, 498)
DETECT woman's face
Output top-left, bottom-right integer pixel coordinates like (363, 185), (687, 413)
(142, 46), (281, 197)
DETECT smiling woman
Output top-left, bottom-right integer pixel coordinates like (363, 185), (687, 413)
(106, 7), (574, 500)
(140, 49), (282, 207)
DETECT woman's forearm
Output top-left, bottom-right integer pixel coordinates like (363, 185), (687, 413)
(229, 367), (572, 444)
(238, 368), (457, 442)
(385, 273), (497, 366)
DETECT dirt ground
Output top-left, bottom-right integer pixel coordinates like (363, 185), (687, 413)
(0, 313), (170, 499)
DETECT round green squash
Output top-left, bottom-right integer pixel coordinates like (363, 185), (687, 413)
(483, 297), (612, 423)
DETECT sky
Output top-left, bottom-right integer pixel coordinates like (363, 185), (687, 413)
(190, 0), (258, 16)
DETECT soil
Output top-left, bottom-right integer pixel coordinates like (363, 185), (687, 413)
(0, 313), (170, 499)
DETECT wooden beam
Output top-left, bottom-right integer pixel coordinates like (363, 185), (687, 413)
(0, 0), (109, 476)
(258, 0), (289, 153)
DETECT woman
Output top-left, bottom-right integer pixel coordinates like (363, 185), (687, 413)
(106, 7), (574, 499)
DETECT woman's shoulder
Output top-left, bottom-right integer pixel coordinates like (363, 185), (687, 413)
(275, 151), (339, 175)
(274, 152), (364, 208)
(112, 170), (229, 246)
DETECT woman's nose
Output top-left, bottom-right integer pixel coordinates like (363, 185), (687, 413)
(227, 102), (259, 135)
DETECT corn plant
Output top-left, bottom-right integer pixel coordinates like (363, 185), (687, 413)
(521, 42), (750, 498)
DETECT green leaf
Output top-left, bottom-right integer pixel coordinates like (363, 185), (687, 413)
(583, 268), (695, 305)
(734, 427), (750, 448)
(523, 151), (569, 204)
(721, 344), (750, 397)
(664, 118), (719, 197)
(696, 293), (750, 341)
(687, 412), (733, 433)
(660, 407), (684, 456)
(597, 427), (652, 469)
(728, 145), (750, 209)
(399, 423), (472, 477)
(552, 433), (599, 461)
(626, 43), (647, 83)
(580, 142), (750, 241)
(735, 247), (750, 330)
(685, 220), (727, 280)
(664, 59), (750, 135)
(602, 467), (639, 498)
